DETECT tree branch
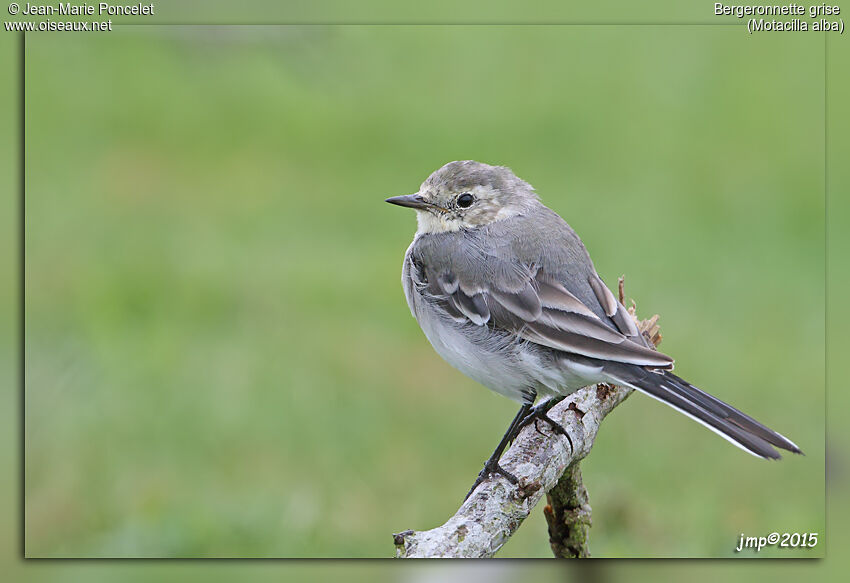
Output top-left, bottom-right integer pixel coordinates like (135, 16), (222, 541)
(544, 461), (592, 557)
(393, 279), (662, 558)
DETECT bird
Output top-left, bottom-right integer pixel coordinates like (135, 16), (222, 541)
(386, 160), (801, 499)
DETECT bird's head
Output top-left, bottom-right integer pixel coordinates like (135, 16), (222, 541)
(386, 160), (539, 234)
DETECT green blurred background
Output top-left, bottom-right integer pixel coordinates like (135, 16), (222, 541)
(16, 22), (826, 560)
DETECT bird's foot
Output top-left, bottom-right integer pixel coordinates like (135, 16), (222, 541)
(525, 397), (574, 451)
(464, 456), (519, 501)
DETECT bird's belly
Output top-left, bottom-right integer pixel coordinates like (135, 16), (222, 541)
(415, 304), (596, 403)
(417, 312), (529, 402)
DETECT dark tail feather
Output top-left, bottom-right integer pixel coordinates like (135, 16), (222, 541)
(607, 366), (802, 459)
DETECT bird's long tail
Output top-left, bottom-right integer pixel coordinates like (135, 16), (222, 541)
(606, 365), (801, 459)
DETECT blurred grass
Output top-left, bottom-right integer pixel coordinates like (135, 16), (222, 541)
(19, 25), (823, 558)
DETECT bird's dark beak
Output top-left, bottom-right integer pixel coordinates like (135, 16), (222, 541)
(385, 193), (430, 210)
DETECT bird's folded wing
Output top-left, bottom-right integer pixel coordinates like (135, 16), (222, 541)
(423, 264), (673, 368)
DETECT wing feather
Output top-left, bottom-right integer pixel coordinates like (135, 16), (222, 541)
(589, 273), (643, 339)
(420, 259), (673, 368)
(588, 273), (618, 317)
(452, 292), (490, 325)
(522, 321), (669, 365)
(490, 282), (542, 321)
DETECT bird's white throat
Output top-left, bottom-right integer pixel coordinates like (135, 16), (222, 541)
(415, 210), (463, 234)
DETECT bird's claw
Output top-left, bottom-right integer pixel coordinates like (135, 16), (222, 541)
(464, 460), (519, 501)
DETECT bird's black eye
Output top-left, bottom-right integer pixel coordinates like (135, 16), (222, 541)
(456, 193), (474, 208)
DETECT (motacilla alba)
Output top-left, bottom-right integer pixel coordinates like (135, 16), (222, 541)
(387, 160), (801, 499)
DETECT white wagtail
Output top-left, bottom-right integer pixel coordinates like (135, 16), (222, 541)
(387, 160), (801, 499)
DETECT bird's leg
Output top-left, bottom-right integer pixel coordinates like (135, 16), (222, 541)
(464, 403), (531, 501)
(463, 397), (576, 501)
